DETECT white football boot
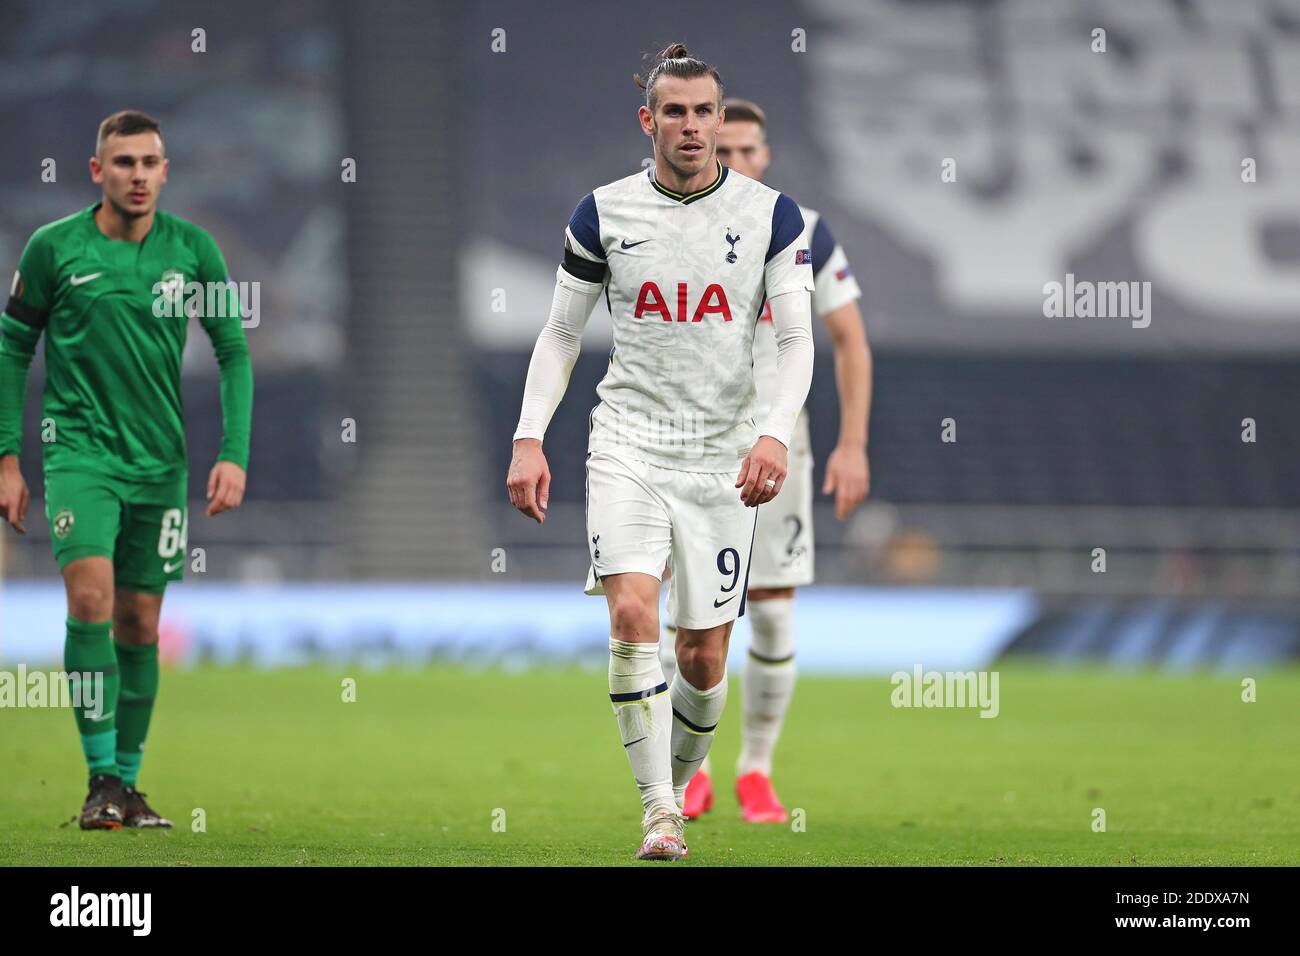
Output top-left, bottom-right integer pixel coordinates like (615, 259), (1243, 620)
(635, 804), (688, 861)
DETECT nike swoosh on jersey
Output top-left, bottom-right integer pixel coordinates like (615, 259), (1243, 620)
(713, 595), (737, 608)
(163, 560), (184, 574)
(92, 710), (115, 722)
(69, 272), (104, 286)
(620, 239), (652, 249)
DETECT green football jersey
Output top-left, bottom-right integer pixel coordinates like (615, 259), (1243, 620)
(0, 204), (252, 481)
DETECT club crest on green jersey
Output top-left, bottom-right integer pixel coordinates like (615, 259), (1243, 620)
(53, 508), (75, 539)
(157, 269), (185, 308)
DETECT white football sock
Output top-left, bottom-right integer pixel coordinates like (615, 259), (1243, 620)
(738, 597), (796, 777)
(670, 670), (728, 808)
(608, 638), (675, 813)
(659, 627), (714, 779)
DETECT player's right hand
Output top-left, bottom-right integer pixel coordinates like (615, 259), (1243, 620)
(507, 438), (550, 524)
(0, 455), (29, 535)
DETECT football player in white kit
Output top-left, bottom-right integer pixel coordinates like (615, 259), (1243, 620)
(662, 98), (872, 823)
(508, 46), (815, 860)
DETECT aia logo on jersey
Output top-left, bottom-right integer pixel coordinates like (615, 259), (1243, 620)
(634, 282), (733, 322)
(725, 230), (741, 263)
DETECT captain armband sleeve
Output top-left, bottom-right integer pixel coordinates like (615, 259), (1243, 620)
(560, 192), (607, 285)
(3, 231), (55, 332)
(2, 295), (49, 331)
(0, 232), (55, 456)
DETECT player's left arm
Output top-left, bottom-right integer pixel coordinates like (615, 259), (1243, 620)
(195, 230), (253, 517)
(740, 195), (815, 507)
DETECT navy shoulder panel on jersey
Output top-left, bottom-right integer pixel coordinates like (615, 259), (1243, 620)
(811, 216), (836, 274)
(567, 192), (604, 260)
(765, 193), (805, 263)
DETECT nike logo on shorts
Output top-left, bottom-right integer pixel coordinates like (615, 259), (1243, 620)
(620, 239), (651, 249)
(163, 559), (184, 574)
(69, 272), (103, 286)
(713, 595), (737, 608)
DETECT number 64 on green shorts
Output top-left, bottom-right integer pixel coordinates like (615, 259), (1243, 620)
(44, 470), (188, 594)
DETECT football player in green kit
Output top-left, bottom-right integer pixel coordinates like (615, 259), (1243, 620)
(0, 111), (253, 829)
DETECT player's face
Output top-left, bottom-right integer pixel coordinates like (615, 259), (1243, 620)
(639, 75), (723, 181)
(90, 132), (168, 219)
(716, 120), (770, 181)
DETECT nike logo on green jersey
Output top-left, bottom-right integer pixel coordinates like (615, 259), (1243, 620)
(69, 272), (103, 286)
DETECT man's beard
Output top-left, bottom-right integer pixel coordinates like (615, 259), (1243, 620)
(659, 141), (713, 182)
(109, 191), (150, 220)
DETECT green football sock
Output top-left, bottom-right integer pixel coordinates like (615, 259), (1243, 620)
(114, 640), (160, 788)
(64, 617), (120, 778)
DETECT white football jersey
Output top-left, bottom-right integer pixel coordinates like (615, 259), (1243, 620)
(752, 206), (862, 421)
(564, 161), (813, 472)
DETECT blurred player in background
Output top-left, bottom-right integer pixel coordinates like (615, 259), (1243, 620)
(661, 97), (872, 823)
(0, 110), (253, 830)
(508, 47), (814, 860)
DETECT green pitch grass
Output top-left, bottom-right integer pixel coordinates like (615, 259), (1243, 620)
(1, 665), (1297, 866)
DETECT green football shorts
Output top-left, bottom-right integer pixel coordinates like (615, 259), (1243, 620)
(43, 470), (188, 594)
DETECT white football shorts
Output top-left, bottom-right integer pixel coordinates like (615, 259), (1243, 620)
(583, 449), (758, 629)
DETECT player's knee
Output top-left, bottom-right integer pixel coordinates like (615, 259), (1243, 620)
(675, 635), (726, 677)
(609, 593), (656, 643)
(66, 582), (112, 622)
